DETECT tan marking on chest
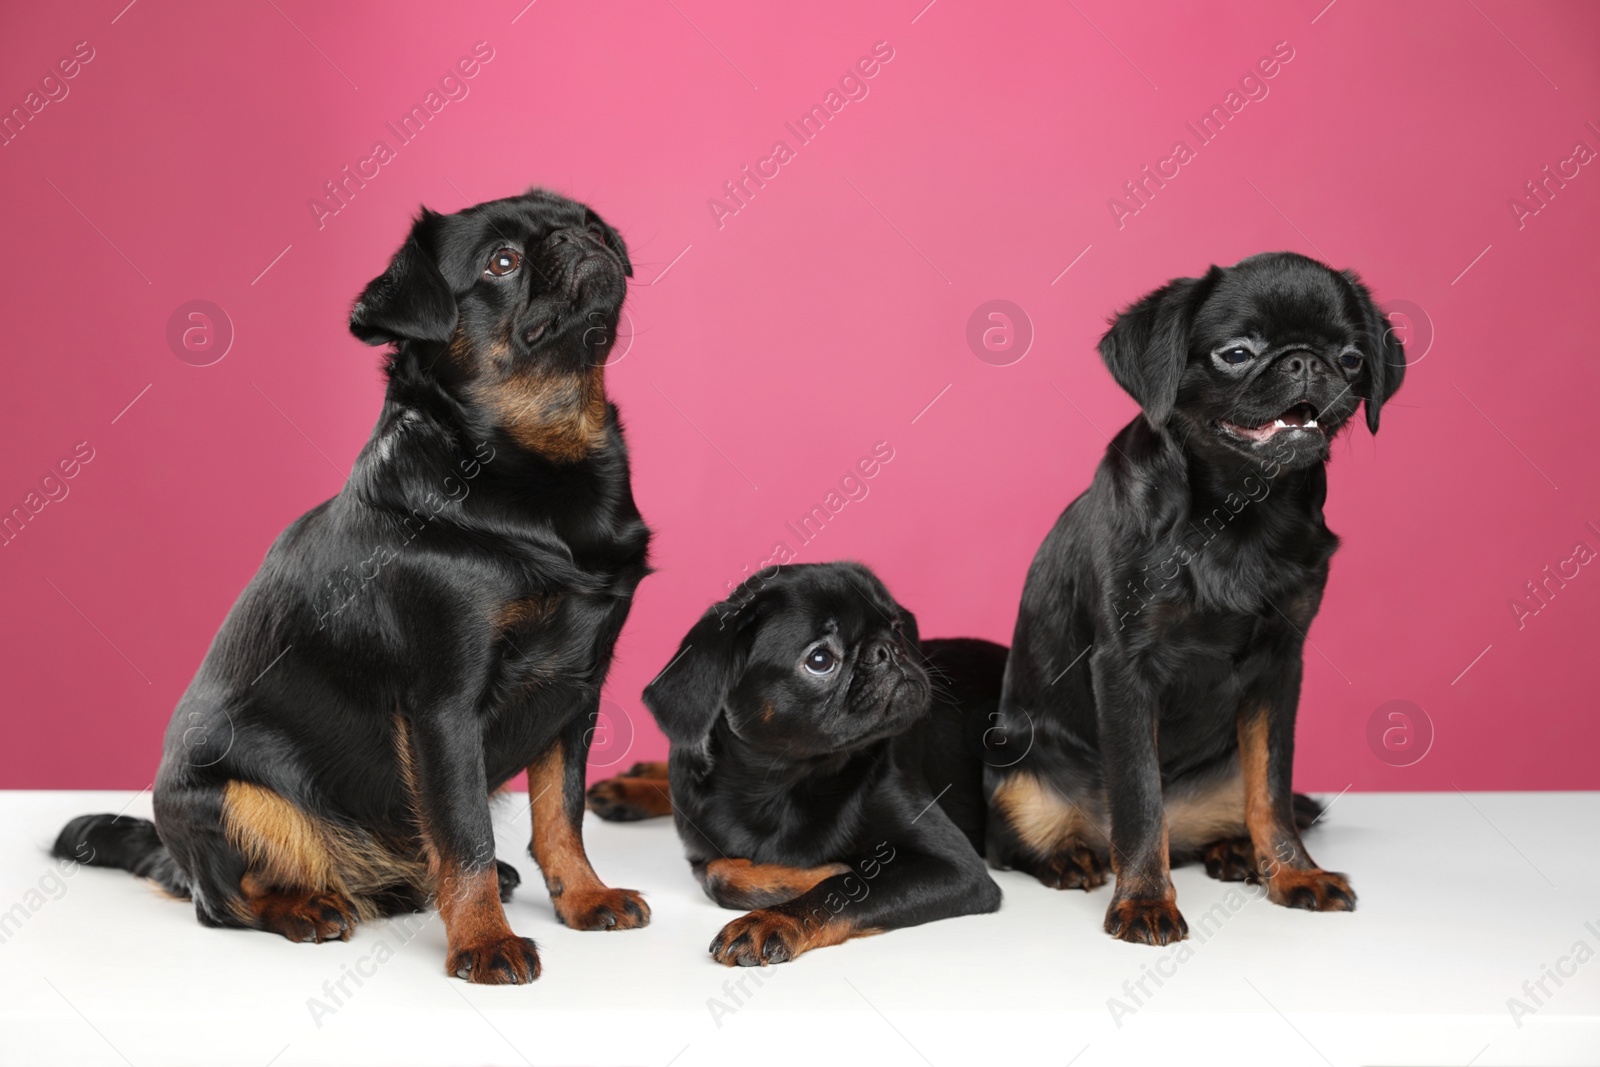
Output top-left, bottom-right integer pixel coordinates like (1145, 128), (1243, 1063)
(471, 365), (608, 462)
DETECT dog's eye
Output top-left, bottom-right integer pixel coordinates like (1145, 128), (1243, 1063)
(1218, 347), (1253, 365)
(803, 647), (838, 676)
(485, 249), (521, 277)
(1339, 350), (1363, 371)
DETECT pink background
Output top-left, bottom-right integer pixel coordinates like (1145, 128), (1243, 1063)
(2, 0), (1596, 792)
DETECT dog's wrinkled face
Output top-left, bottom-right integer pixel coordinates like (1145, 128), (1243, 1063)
(350, 187), (631, 362)
(643, 563), (932, 763)
(1099, 252), (1405, 471)
(349, 188), (633, 459)
(448, 190), (632, 373)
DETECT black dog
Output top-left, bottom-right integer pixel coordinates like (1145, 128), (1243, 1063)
(587, 563), (1003, 965)
(55, 188), (652, 983)
(986, 252), (1405, 944)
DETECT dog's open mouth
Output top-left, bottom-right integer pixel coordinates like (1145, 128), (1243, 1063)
(1220, 402), (1323, 443)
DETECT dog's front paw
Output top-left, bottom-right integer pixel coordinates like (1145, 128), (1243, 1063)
(1266, 868), (1356, 911)
(710, 910), (809, 967)
(1104, 896), (1188, 945)
(554, 886), (650, 930)
(447, 935), (541, 984)
(1032, 844), (1108, 891)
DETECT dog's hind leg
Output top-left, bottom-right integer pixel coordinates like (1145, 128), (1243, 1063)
(985, 771), (1109, 890)
(149, 780), (358, 941)
(214, 781), (363, 941)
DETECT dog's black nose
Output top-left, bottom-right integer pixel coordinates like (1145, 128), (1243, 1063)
(865, 637), (905, 668)
(1279, 350), (1327, 377)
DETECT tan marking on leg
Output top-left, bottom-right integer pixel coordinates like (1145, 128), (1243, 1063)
(221, 781), (336, 892)
(437, 860), (541, 983)
(221, 780), (427, 924)
(699, 858), (849, 909)
(991, 772), (1103, 855)
(437, 862), (514, 947)
(1238, 709), (1277, 854)
(528, 740), (649, 930)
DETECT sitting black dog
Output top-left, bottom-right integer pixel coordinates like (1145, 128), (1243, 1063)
(986, 252), (1405, 944)
(55, 188), (652, 983)
(587, 563), (1004, 965)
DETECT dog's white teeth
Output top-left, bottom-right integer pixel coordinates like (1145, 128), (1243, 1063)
(1273, 419), (1289, 429)
(1306, 418), (1319, 428)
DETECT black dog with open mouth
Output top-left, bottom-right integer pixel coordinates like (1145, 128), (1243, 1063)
(55, 188), (651, 983)
(986, 252), (1405, 944)
(587, 563), (1004, 966)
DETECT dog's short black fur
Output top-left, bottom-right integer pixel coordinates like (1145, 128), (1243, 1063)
(986, 252), (1405, 944)
(587, 563), (1003, 966)
(55, 188), (652, 983)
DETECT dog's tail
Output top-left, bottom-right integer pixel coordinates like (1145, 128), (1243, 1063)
(53, 814), (191, 898)
(1292, 792), (1325, 831)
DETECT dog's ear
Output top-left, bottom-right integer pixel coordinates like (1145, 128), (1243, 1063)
(1340, 270), (1406, 434)
(642, 601), (754, 761)
(349, 209), (458, 346)
(1098, 268), (1219, 429)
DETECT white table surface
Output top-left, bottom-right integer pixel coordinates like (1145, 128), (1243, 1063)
(1, 790), (1595, 1066)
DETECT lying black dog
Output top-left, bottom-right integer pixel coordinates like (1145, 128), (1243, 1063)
(587, 563), (1004, 965)
(986, 252), (1405, 944)
(56, 188), (651, 983)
